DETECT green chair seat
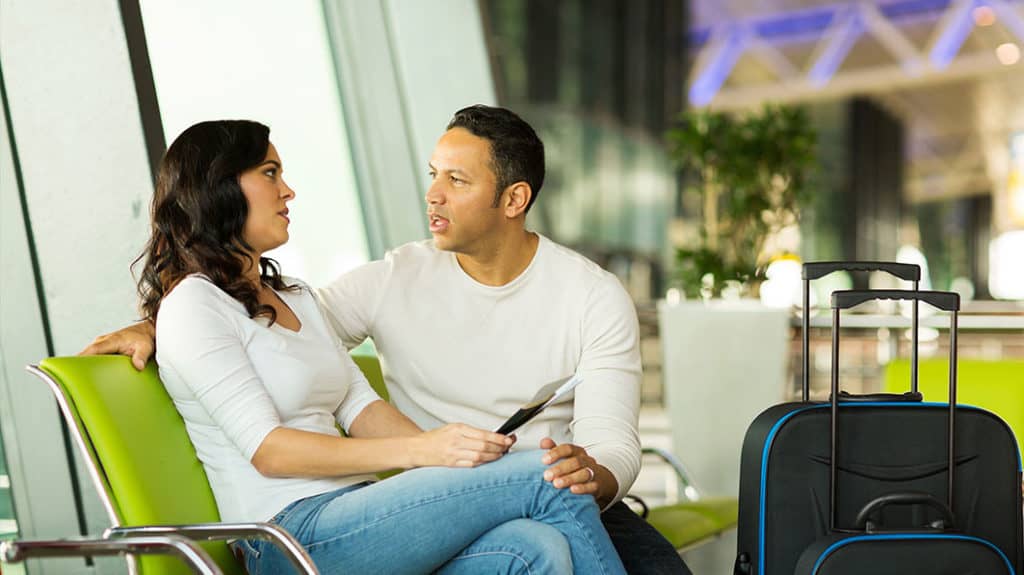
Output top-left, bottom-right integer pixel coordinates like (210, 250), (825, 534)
(677, 496), (740, 527)
(647, 497), (738, 551)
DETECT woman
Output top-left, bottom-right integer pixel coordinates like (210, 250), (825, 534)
(138, 120), (626, 575)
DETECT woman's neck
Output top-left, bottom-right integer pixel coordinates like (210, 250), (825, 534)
(242, 254), (263, 287)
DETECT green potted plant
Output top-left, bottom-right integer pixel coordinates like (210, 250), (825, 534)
(666, 104), (816, 298)
(658, 107), (816, 539)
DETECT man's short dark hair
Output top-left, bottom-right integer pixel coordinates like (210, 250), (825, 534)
(446, 105), (545, 213)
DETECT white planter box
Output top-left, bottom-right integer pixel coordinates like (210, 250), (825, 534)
(658, 300), (791, 498)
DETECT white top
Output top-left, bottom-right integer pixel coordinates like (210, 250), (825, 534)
(318, 235), (642, 503)
(155, 275), (380, 522)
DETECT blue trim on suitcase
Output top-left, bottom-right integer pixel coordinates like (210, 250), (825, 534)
(809, 534), (1015, 574)
(759, 405), (818, 574)
(757, 402), (1022, 575)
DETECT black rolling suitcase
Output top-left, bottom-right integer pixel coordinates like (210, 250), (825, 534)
(792, 288), (1015, 573)
(733, 262), (1023, 575)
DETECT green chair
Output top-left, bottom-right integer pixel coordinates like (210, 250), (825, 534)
(639, 447), (739, 552)
(4, 356), (319, 575)
(352, 354), (387, 399)
(350, 352), (739, 553)
(883, 358), (1024, 455)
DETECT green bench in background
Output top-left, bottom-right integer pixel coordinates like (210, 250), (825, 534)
(351, 353), (739, 554)
(883, 358), (1024, 455)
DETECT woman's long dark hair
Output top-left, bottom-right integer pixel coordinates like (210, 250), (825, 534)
(135, 120), (296, 324)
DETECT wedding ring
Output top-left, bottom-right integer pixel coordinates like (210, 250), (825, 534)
(584, 466), (595, 482)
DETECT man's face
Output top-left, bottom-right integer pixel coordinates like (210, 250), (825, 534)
(426, 128), (504, 255)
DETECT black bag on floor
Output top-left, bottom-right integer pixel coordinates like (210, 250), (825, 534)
(733, 263), (1023, 575)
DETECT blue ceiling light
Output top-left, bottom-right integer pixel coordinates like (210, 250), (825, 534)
(689, 29), (749, 106)
(930, 0), (979, 68)
(808, 8), (865, 86)
(690, 0), (959, 49)
(687, 0), (1023, 106)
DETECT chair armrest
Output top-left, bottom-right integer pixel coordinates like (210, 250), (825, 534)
(1, 535), (221, 575)
(105, 522), (319, 575)
(641, 446), (701, 501)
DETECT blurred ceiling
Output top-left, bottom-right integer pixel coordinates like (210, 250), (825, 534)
(688, 0), (1024, 209)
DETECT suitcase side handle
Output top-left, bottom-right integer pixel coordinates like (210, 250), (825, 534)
(828, 289), (961, 532)
(802, 261), (921, 281)
(801, 262), (922, 401)
(854, 491), (956, 532)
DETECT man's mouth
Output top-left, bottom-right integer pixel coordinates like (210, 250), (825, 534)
(428, 213), (450, 233)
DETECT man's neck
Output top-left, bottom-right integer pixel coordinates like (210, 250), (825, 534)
(455, 231), (539, 287)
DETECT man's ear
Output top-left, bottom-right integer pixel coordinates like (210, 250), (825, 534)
(504, 182), (532, 218)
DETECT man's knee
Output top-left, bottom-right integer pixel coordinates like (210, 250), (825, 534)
(441, 519), (572, 574)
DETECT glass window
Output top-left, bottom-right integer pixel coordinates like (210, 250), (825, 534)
(139, 0), (368, 287)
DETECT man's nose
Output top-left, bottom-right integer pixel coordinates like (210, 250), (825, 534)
(425, 180), (444, 205)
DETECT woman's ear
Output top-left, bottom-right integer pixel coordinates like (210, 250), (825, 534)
(504, 182), (532, 218)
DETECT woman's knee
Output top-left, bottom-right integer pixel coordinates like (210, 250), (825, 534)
(496, 449), (548, 475)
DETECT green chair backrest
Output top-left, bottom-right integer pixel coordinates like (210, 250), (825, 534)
(37, 356), (243, 575)
(351, 353), (388, 401)
(883, 358), (1024, 455)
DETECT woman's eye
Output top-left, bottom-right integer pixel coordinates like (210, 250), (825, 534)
(265, 169), (277, 178)
(451, 176), (464, 184)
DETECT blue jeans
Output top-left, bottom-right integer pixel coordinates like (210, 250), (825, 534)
(233, 450), (626, 574)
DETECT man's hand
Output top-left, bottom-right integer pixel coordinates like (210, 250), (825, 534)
(78, 322), (156, 370)
(540, 437), (618, 507)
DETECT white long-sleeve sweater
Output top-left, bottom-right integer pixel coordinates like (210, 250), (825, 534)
(156, 276), (380, 522)
(318, 235), (642, 504)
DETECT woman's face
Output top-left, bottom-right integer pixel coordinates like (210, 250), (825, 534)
(238, 143), (295, 255)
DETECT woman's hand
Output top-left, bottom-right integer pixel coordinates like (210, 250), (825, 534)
(410, 424), (515, 468)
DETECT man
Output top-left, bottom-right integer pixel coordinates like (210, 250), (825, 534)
(84, 105), (690, 574)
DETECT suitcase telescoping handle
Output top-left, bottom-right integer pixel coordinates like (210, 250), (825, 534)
(828, 289), (960, 532)
(801, 262), (922, 401)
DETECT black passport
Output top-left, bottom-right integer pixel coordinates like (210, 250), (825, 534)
(495, 374), (583, 435)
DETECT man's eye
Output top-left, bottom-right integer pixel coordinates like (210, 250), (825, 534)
(428, 171), (437, 179)
(451, 176), (464, 184)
